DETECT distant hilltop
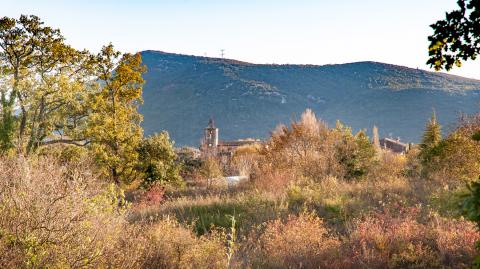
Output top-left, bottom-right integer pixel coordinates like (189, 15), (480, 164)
(139, 50), (480, 146)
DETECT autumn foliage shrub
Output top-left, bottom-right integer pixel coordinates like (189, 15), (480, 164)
(371, 150), (406, 181)
(141, 218), (226, 269)
(231, 143), (261, 177)
(242, 209), (479, 269)
(0, 156), (141, 268)
(434, 218), (480, 267)
(256, 109), (377, 193)
(259, 110), (340, 184)
(0, 156), (227, 269)
(137, 183), (166, 207)
(345, 209), (440, 268)
(250, 213), (341, 269)
(344, 209), (480, 269)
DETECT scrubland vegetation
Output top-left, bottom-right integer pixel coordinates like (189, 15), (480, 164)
(3, 6), (480, 268)
(2, 107), (480, 268)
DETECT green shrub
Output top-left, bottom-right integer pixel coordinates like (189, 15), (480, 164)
(137, 132), (183, 187)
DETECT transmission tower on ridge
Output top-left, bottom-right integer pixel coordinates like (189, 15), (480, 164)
(220, 49), (225, 58)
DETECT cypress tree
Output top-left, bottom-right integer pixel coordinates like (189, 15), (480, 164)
(420, 111), (442, 152)
(420, 111), (442, 167)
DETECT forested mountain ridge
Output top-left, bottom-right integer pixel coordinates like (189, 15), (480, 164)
(140, 50), (480, 146)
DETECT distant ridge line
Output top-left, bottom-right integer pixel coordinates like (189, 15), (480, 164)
(140, 50), (480, 82)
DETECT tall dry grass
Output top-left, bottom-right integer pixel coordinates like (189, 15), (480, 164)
(239, 209), (479, 269)
(0, 156), (138, 268)
(0, 156), (227, 269)
(249, 213), (342, 268)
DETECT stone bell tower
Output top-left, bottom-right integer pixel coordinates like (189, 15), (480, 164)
(202, 118), (219, 156)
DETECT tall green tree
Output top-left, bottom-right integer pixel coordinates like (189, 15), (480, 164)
(24, 34), (94, 153)
(419, 112), (442, 176)
(335, 124), (376, 179)
(427, 0), (480, 71)
(86, 45), (146, 184)
(0, 15), (52, 152)
(0, 15), (174, 186)
(420, 112), (442, 159)
(0, 15), (93, 154)
(353, 130), (377, 177)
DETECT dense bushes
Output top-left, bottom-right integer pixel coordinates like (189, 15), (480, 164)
(0, 157), (133, 268)
(420, 113), (480, 182)
(345, 210), (479, 269)
(0, 157), (226, 269)
(141, 219), (226, 269)
(137, 131), (183, 187)
(239, 110), (480, 268)
(240, 209), (479, 269)
(257, 109), (377, 193)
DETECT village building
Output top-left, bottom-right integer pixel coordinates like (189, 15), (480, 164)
(379, 137), (410, 154)
(199, 118), (260, 163)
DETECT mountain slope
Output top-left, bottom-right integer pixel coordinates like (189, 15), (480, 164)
(139, 50), (480, 146)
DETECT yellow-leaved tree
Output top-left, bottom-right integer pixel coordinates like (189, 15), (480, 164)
(87, 45), (146, 184)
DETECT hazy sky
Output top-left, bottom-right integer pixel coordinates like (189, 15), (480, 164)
(3, 0), (480, 79)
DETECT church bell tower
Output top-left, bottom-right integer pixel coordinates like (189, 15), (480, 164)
(203, 118), (219, 148)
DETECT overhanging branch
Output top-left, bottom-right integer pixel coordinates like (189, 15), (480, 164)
(40, 139), (90, 147)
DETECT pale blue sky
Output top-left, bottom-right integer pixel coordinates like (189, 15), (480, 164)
(3, 0), (480, 79)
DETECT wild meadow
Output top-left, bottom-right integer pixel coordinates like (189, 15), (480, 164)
(2, 108), (480, 268)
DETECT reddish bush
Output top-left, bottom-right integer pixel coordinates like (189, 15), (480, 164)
(434, 218), (480, 267)
(137, 184), (165, 207)
(344, 209), (480, 269)
(254, 213), (341, 269)
(346, 210), (437, 268)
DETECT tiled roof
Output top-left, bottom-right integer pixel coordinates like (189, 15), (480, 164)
(380, 138), (409, 153)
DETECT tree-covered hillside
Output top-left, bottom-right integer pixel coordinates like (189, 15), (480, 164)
(140, 50), (480, 146)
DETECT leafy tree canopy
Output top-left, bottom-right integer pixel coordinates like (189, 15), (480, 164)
(427, 0), (480, 71)
(137, 132), (183, 187)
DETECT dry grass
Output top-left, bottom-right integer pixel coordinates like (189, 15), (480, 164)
(343, 210), (479, 269)
(141, 218), (226, 269)
(0, 156), (137, 268)
(1, 153), (478, 268)
(251, 213), (341, 269)
(0, 156), (229, 269)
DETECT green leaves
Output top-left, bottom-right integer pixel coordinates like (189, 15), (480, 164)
(472, 131), (480, 141)
(419, 112), (442, 166)
(137, 131), (183, 187)
(463, 179), (480, 226)
(427, 0), (480, 71)
(0, 15), (94, 153)
(0, 15), (154, 185)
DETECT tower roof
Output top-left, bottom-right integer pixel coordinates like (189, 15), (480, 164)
(207, 117), (215, 128)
